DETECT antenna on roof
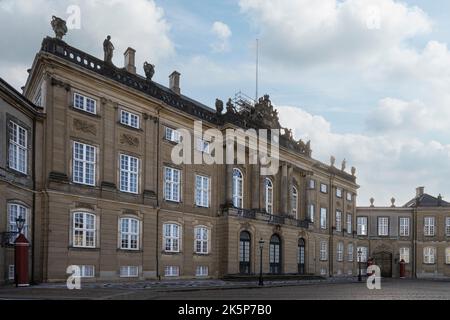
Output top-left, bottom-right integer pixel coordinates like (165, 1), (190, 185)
(255, 38), (259, 102)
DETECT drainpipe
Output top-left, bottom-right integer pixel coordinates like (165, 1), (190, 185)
(155, 107), (161, 281)
(31, 116), (37, 285)
(329, 175), (334, 277)
(413, 207), (417, 279)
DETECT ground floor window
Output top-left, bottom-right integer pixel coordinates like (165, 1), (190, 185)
(120, 266), (139, 278)
(269, 234), (282, 274)
(239, 231), (251, 274)
(196, 266), (209, 277)
(79, 265), (95, 278)
(165, 266), (180, 277)
(8, 265), (14, 280)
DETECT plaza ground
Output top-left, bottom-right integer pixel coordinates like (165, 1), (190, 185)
(0, 279), (449, 300)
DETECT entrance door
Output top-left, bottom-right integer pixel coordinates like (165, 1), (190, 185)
(269, 234), (282, 274)
(374, 252), (392, 277)
(298, 238), (306, 275)
(239, 231), (251, 274)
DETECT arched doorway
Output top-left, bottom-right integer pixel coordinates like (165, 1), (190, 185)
(269, 234), (282, 274)
(373, 251), (392, 277)
(239, 231), (251, 274)
(298, 238), (306, 275)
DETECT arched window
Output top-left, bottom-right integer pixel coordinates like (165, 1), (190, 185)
(194, 226), (209, 254)
(292, 187), (298, 218)
(269, 234), (282, 274)
(424, 247), (436, 264)
(119, 218), (140, 250)
(265, 178), (273, 214)
(7, 203), (29, 244)
(232, 169), (244, 208)
(239, 231), (251, 274)
(73, 212), (96, 248)
(298, 238), (306, 274)
(163, 223), (181, 252)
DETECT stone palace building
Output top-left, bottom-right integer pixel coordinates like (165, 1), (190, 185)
(1, 18), (449, 284)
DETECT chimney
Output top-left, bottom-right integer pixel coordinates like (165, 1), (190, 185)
(124, 47), (136, 74)
(416, 186), (425, 198)
(169, 71), (181, 95)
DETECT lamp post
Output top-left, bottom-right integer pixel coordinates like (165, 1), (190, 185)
(16, 216), (25, 234)
(258, 239), (265, 286)
(357, 249), (362, 282)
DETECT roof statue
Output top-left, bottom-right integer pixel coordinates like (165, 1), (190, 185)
(143, 62), (155, 81)
(103, 35), (115, 64)
(215, 99), (224, 115)
(51, 16), (68, 40)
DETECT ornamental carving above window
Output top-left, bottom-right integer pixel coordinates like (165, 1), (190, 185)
(120, 133), (139, 147)
(73, 118), (97, 135)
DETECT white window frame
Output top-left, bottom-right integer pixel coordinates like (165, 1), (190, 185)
(232, 168), (244, 208)
(399, 217), (410, 237)
(292, 187), (298, 218)
(196, 266), (209, 277)
(195, 175), (210, 208)
(399, 247), (410, 264)
(378, 217), (389, 236)
(119, 218), (140, 250)
(320, 183), (328, 194)
(165, 266), (179, 277)
(164, 167), (181, 202)
(8, 265), (15, 280)
(73, 92), (97, 114)
(337, 242), (344, 262)
(336, 188), (342, 198)
(446, 248), (450, 264)
(308, 179), (316, 189)
(446, 217), (450, 237)
(424, 217), (436, 236)
(320, 208), (327, 229)
(7, 203), (28, 243)
(73, 212), (96, 248)
(320, 241), (328, 261)
(196, 138), (210, 154)
(357, 247), (368, 263)
(8, 121), (28, 174)
(120, 109), (140, 129)
(165, 127), (180, 143)
(120, 266), (139, 278)
(79, 265), (95, 278)
(347, 244), (354, 262)
(194, 226), (209, 254)
(120, 154), (139, 194)
(423, 247), (436, 264)
(346, 213), (352, 234)
(163, 223), (180, 253)
(357, 217), (368, 236)
(346, 192), (352, 202)
(308, 204), (315, 222)
(335, 210), (342, 232)
(265, 178), (273, 214)
(73, 141), (96, 186)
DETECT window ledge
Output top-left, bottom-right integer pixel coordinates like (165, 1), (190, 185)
(69, 105), (101, 118)
(162, 251), (182, 255)
(68, 246), (100, 251)
(117, 122), (143, 132)
(117, 249), (142, 253)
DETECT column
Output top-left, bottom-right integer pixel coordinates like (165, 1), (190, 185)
(252, 164), (260, 210)
(226, 164), (233, 206)
(287, 166), (293, 217)
(281, 163), (288, 215)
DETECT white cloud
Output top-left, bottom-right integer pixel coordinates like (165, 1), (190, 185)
(0, 0), (174, 89)
(211, 21), (232, 52)
(277, 105), (450, 205)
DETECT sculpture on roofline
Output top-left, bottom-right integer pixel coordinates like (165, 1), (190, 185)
(226, 98), (237, 114)
(51, 16), (68, 40)
(143, 62), (155, 81)
(103, 35), (115, 64)
(215, 99), (224, 115)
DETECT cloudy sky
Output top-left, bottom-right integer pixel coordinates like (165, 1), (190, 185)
(1, 0), (450, 206)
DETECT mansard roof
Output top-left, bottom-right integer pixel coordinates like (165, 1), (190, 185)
(403, 193), (450, 208)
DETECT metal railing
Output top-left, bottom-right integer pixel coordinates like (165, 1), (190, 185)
(0, 232), (18, 248)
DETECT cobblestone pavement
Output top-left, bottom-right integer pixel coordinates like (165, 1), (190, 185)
(0, 279), (448, 300)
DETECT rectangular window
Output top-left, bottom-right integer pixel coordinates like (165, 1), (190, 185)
(446, 217), (450, 237)
(120, 109), (140, 129)
(378, 217), (389, 236)
(195, 226), (208, 254)
(308, 204), (315, 222)
(399, 247), (410, 264)
(399, 217), (410, 237)
(336, 188), (342, 198)
(8, 265), (15, 280)
(8, 121), (28, 174)
(8, 203), (28, 243)
(79, 265), (95, 278)
(424, 217), (436, 236)
(195, 175), (210, 208)
(346, 214), (352, 234)
(320, 208), (327, 229)
(348, 244), (354, 262)
(165, 127), (180, 143)
(357, 217), (368, 236)
(196, 266), (209, 277)
(74, 93), (96, 114)
(446, 248), (450, 264)
(73, 212), (96, 248)
(164, 224), (180, 252)
(357, 247), (368, 263)
(335, 210), (342, 232)
(308, 179), (316, 189)
(120, 218), (139, 250)
(423, 247), (435, 264)
(165, 266), (179, 277)
(346, 192), (352, 202)
(120, 266), (139, 278)
(337, 242), (344, 262)
(196, 139), (210, 154)
(34, 89), (42, 107)
(320, 241), (328, 261)
(120, 154), (139, 194)
(73, 142), (96, 186)
(164, 167), (181, 202)
(320, 183), (328, 194)
(320, 268), (327, 276)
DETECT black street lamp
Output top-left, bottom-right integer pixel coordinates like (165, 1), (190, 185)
(16, 216), (25, 234)
(258, 239), (265, 286)
(357, 249), (362, 282)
